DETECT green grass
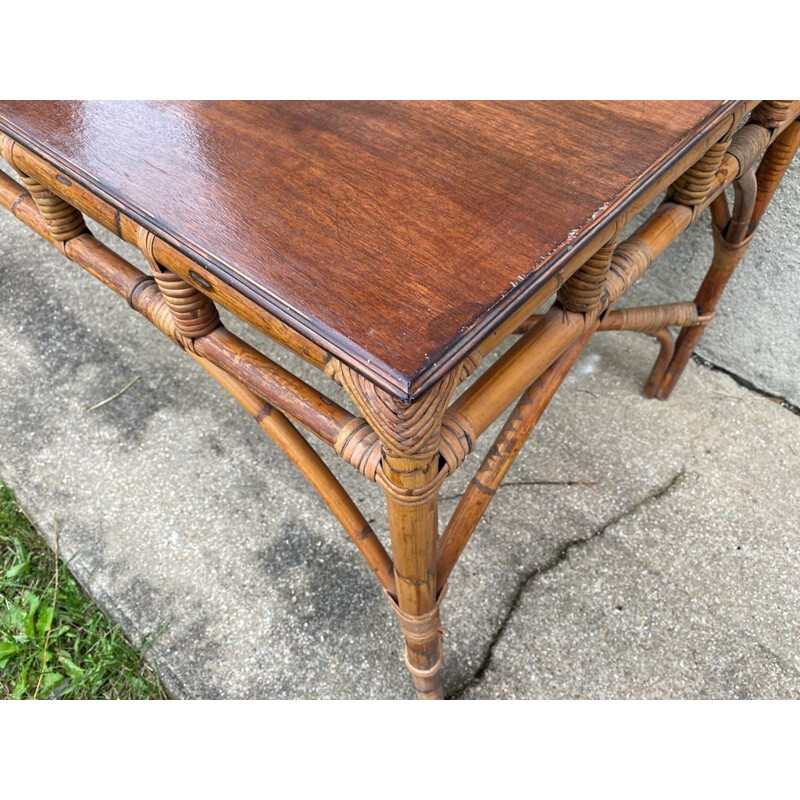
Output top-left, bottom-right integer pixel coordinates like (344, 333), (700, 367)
(0, 483), (165, 699)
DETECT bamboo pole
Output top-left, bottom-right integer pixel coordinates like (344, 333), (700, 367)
(643, 329), (675, 399)
(600, 303), (700, 333)
(751, 120), (800, 228)
(451, 305), (587, 439)
(383, 449), (443, 699)
(656, 169), (759, 400)
(516, 302), (701, 336)
(331, 361), (458, 699)
(437, 328), (594, 590)
(709, 193), (730, 231)
(193, 329), (351, 448)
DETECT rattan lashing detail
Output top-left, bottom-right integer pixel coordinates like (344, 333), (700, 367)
(599, 302), (701, 334)
(333, 417), (381, 480)
(439, 410), (476, 473)
(387, 587), (447, 682)
(458, 350), (484, 383)
(751, 101), (793, 130)
(1, 135), (86, 249)
(330, 360), (459, 461)
(335, 409), (474, 500)
(330, 352), (479, 480)
(137, 227), (220, 349)
(668, 137), (731, 210)
(330, 360), (475, 503)
(727, 124), (773, 176)
(557, 237), (616, 313)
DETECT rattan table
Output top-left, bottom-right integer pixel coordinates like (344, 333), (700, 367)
(1, 100), (797, 699)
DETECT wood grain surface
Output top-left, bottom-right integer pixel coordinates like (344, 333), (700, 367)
(0, 101), (740, 396)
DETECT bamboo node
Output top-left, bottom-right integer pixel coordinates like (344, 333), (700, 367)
(403, 649), (443, 680)
(123, 273), (157, 309)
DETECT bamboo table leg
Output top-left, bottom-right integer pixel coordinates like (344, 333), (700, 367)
(655, 118), (800, 399)
(330, 362), (459, 698)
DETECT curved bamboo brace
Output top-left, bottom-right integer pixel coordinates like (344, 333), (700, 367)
(751, 119), (800, 228)
(193, 357), (396, 595)
(642, 329), (676, 399)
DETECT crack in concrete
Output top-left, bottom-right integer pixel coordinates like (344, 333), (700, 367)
(446, 469), (686, 700)
(692, 354), (800, 417)
(440, 479), (597, 502)
(751, 641), (800, 683)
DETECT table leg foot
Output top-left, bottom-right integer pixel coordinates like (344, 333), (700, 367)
(388, 590), (446, 699)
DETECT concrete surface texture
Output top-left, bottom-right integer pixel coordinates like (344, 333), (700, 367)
(1, 157), (799, 699)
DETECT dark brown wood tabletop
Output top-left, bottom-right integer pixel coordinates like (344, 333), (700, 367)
(0, 101), (740, 397)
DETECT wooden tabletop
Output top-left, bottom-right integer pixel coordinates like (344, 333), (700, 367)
(0, 101), (739, 397)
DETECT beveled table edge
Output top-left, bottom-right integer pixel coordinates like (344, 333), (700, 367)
(0, 100), (746, 400)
